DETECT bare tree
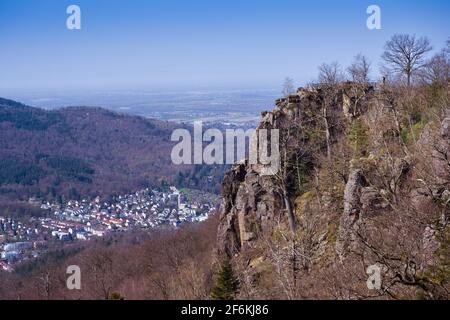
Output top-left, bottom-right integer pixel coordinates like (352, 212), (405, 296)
(37, 270), (52, 300)
(273, 124), (300, 234)
(445, 38), (450, 57)
(318, 62), (344, 85)
(423, 52), (450, 84)
(347, 54), (371, 83)
(381, 34), (432, 86)
(282, 77), (295, 96)
(315, 62), (345, 160)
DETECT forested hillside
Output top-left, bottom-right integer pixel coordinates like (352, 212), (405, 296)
(0, 99), (225, 215)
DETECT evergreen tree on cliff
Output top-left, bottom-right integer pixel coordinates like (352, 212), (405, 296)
(211, 258), (239, 300)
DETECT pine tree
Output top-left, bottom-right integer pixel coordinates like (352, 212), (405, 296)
(108, 292), (124, 300)
(211, 258), (239, 300)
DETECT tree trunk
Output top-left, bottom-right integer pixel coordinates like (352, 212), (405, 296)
(282, 186), (296, 233)
(323, 107), (331, 161)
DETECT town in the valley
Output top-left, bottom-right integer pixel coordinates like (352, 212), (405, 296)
(0, 186), (217, 271)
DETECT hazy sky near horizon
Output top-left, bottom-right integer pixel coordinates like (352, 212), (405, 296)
(0, 0), (449, 93)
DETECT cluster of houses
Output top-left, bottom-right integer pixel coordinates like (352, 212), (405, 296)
(0, 187), (216, 271)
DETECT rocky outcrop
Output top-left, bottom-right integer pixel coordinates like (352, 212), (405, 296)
(217, 113), (296, 257)
(218, 88), (313, 257)
(217, 162), (287, 257)
(217, 84), (448, 265)
(335, 165), (364, 259)
(417, 118), (450, 267)
(214, 80), (450, 299)
(217, 83), (375, 258)
(217, 162), (247, 257)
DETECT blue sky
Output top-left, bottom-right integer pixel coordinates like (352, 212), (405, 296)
(0, 0), (449, 92)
